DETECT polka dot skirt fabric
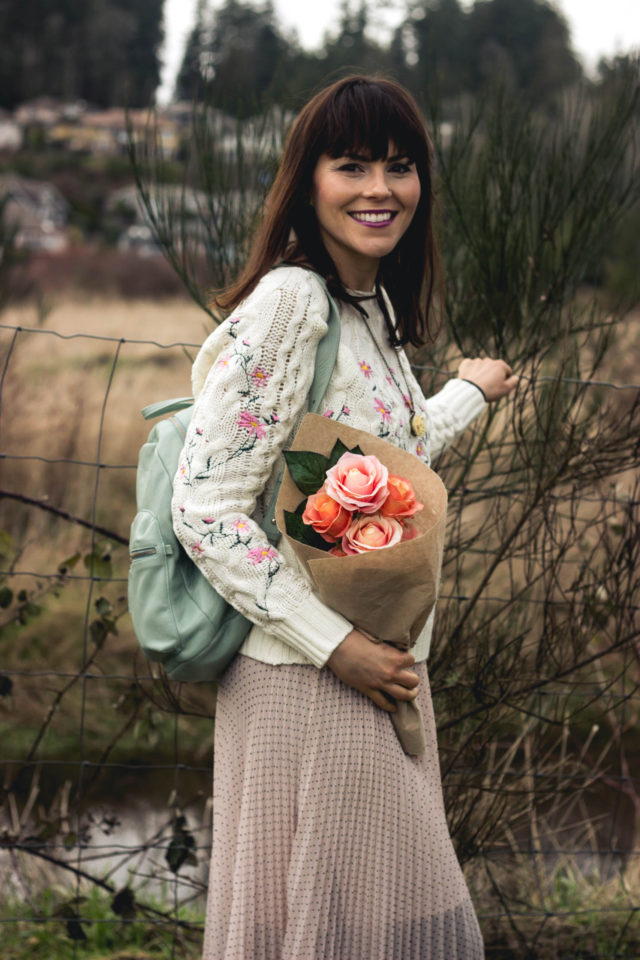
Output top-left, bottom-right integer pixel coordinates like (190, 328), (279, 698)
(202, 655), (484, 960)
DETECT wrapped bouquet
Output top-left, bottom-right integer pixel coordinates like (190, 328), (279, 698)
(275, 414), (448, 755)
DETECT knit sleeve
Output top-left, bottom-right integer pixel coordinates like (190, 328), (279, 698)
(171, 268), (353, 667)
(424, 378), (486, 460)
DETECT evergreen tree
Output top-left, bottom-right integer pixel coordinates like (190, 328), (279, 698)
(174, 0), (211, 102)
(0, 0), (164, 109)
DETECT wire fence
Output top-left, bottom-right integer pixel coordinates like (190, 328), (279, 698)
(1, 313), (639, 959)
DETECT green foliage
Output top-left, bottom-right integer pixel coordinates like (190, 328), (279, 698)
(0, 0), (163, 110)
(430, 76), (640, 360)
(1, 887), (203, 959)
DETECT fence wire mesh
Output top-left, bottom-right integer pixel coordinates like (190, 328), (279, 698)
(1, 312), (639, 960)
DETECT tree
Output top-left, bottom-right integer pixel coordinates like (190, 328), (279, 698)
(466, 0), (581, 103)
(174, 0), (211, 102)
(0, 0), (164, 109)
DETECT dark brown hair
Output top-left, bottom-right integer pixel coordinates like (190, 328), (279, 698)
(216, 75), (441, 346)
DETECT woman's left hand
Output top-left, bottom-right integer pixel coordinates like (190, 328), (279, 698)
(458, 357), (518, 402)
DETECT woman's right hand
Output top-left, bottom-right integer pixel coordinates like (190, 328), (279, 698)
(327, 629), (420, 712)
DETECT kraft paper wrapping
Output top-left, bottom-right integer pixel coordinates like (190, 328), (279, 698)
(275, 414), (448, 756)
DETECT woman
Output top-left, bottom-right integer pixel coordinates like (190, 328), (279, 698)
(172, 75), (517, 960)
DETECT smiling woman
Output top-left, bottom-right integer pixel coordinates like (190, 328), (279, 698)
(311, 148), (421, 290)
(169, 75), (516, 960)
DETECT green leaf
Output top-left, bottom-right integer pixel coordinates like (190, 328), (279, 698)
(283, 450), (329, 495)
(83, 551), (112, 579)
(166, 828), (196, 874)
(65, 919), (87, 942)
(284, 510), (333, 551)
(327, 438), (350, 469)
(90, 619), (108, 647)
(58, 552), (81, 574)
(112, 886), (136, 919)
(63, 832), (77, 851)
(0, 587), (13, 608)
(95, 596), (112, 617)
(0, 530), (14, 558)
(350, 444), (365, 456)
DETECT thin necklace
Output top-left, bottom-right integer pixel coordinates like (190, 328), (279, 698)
(359, 308), (427, 439)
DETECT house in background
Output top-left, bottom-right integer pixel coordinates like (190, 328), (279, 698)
(0, 109), (22, 151)
(0, 174), (70, 252)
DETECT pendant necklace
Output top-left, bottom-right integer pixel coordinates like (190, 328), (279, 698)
(359, 305), (427, 439)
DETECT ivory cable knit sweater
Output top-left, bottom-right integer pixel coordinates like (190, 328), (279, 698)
(171, 265), (485, 667)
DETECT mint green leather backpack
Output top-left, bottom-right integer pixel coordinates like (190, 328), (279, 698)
(128, 272), (340, 682)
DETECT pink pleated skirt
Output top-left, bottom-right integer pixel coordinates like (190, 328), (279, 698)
(202, 654), (484, 960)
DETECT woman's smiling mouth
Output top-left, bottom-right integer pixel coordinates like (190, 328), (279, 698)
(348, 210), (398, 227)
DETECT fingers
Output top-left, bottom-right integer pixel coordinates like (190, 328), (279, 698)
(369, 689), (397, 712)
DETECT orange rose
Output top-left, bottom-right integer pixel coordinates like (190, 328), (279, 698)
(380, 474), (423, 519)
(302, 486), (353, 543)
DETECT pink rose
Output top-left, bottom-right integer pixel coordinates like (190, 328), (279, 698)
(341, 513), (403, 555)
(325, 453), (389, 515)
(302, 487), (353, 542)
(380, 475), (424, 519)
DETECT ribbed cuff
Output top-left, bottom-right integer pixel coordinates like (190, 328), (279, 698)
(275, 592), (353, 667)
(438, 377), (487, 426)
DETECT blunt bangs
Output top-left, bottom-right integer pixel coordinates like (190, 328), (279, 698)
(316, 79), (429, 168)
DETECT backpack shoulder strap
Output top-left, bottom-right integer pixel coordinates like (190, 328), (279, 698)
(262, 265), (341, 543)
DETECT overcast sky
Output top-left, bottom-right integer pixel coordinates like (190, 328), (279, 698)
(159, 0), (640, 102)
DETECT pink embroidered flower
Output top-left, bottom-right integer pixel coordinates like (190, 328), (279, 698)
(247, 546), (278, 564)
(402, 394), (412, 409)
(386, 375), (393, 385)
(325, 452), (389, 515)
(416, 442), (425, 458)
(359, 360), (373, 378)
(233, 519), (249, 531)
(374, 397), (392, 421)
(229, 316), (240, 325)
(272, 413), (280, 422)
(179, 506), (185, 513)
(218, 356), (230, 367)
(191, 542), (205, 555)
(196, 427), (203, 435)
(203, 516), (215, 524)
(179, 464), (187, 476)
(343, 405), (350, 416)
(237, 410), (266, 438)
(251, 367), (269, 387)
(242, 338), (251, 347)
(323, 410), (334, 418)
(341, 513), (403, 555)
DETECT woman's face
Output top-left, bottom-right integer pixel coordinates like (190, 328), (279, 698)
(310, 144), (421, 291)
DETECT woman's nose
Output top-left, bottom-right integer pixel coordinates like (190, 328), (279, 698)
(363, 166), (392, 198)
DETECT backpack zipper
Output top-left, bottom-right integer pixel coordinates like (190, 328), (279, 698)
(130, 546), (158, 559)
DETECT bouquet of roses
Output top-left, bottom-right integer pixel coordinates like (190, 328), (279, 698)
(276, 414), (448, 755)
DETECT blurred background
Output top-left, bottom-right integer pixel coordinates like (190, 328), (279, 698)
(0, 2), (639, 958)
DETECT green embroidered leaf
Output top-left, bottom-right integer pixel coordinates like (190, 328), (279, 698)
(284, 510), (333, 551)
(283, 450), (329, 495)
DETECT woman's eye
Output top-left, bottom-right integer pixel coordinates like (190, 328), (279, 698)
(389, 162), (412, 174)
(337, 162), (362, 173)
